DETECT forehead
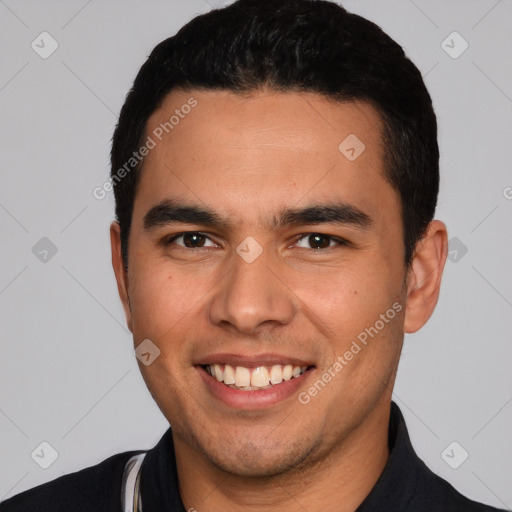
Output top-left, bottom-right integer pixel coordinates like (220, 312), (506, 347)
(136, 88), (398, 228)
(145, 88), (384, 156)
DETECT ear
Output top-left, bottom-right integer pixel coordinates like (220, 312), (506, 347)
(404, 220), (448, 333)
(110, 222), (133, 332)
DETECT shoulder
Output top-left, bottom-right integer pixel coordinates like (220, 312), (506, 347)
(364, 403), (508, 512)
(409, 458), (507, 512)
(0, 449), (140, 512)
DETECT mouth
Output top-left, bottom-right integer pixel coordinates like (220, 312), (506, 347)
(201, 363), (313, 391)
(195, 355), (316, 410)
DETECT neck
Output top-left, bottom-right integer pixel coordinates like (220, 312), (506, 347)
(174, 398), (391, 512)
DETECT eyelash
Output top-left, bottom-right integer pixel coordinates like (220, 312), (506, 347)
(163, 231), (350, 251)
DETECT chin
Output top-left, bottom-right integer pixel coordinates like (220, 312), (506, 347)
(205, 439), (314, 479)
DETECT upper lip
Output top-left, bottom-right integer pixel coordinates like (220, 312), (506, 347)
(195, 353), (315, 368)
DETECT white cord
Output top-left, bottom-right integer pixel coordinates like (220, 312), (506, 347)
(121, 452), (147, 512)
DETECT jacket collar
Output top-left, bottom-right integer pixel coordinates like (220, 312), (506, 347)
(356, 401), (424, 511)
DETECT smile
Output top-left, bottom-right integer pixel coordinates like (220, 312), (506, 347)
(203, 363), (308, 390)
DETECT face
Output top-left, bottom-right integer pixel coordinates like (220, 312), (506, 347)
(111, 89), (434, 478)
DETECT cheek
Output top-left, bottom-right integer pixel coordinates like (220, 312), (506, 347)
(127, 262), (203, 337)
(288, 262), (389, 316)
(287, 262), (402, 351)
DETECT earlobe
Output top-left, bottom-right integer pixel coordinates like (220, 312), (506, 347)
(403, 220), (448, 334)
(110, 222), (133, 332)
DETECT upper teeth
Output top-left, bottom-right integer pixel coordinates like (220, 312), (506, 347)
(206, 364), (307, 389)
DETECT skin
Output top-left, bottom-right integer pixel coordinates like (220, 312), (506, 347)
(111, 88), (448, 511)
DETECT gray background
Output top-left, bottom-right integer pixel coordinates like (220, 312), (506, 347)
(0, 0), (511, 508)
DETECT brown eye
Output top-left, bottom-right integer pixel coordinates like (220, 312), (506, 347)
(165, 232), (217, 249)
(295, 233), (338, 250)
(182, 232), (206, 248)
(308, 234), (332, 249)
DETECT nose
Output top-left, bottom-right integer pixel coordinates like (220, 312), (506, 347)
(208, 245), (296, 335)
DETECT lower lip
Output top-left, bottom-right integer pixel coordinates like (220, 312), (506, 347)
(196, 366), (315, 410)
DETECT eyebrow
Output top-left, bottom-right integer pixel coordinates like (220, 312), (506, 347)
(143, 198), (373, 232)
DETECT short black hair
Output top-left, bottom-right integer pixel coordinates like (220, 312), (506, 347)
(111, 0), (439, 269)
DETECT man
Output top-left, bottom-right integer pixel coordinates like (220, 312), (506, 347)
(1, 0), (506, 510)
